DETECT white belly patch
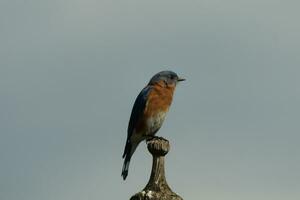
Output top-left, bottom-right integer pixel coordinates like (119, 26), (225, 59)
(146, 111), (167, 134)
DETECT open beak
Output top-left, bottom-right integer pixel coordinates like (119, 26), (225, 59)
(178, 77), (186, 82)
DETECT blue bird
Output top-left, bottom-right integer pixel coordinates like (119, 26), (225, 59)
(122, 71), (185, 180)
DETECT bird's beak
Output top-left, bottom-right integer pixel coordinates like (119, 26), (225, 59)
(178, 77), (186, 82)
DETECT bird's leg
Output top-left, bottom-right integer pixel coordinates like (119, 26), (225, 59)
(146, 136), (155, 143)
(146, 135), (168, 143)
(156, 136), (168, 142)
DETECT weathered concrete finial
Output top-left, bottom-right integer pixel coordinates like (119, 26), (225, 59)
(130, 137), (183, 200)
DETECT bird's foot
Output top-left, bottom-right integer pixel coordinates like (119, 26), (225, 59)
(146, 136), (168, 143)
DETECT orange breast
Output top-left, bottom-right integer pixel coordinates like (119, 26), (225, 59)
(135, 82), (175, 134)
(144, 83), (175, 117)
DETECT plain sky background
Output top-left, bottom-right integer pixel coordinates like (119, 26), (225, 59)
(1, 0), (300, 200)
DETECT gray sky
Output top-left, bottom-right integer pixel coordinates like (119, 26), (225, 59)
(1, 0), (300, 200)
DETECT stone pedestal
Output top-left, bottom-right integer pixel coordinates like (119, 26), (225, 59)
(130, 137), (183, 200)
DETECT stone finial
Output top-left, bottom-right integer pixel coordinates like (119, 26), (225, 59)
(147, 137), (170, 156)
(130, 137), (183, 200)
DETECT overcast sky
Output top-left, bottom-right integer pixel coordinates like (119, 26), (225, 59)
(1, 1), (300, 200)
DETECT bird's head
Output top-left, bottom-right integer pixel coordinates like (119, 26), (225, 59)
(148, 70), (185, 87)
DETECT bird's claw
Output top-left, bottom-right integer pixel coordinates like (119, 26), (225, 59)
(146, 136), (168, 143)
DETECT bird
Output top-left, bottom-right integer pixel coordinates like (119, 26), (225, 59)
(122, 70), (185, 180)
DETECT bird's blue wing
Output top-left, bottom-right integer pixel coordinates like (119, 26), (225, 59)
(122, 86), (151, 177)
(127, 86), (151, 140)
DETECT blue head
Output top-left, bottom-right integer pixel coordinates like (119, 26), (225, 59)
(148, 71), (185, 86)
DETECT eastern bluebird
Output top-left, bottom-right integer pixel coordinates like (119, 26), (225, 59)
(122, 71), (185, 180)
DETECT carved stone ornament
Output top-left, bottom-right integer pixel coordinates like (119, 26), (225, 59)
(130, 137), (183, 200)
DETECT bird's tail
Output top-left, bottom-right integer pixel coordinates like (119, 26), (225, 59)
(122, 141), (138, 180)
(121, 154), (131, 180)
